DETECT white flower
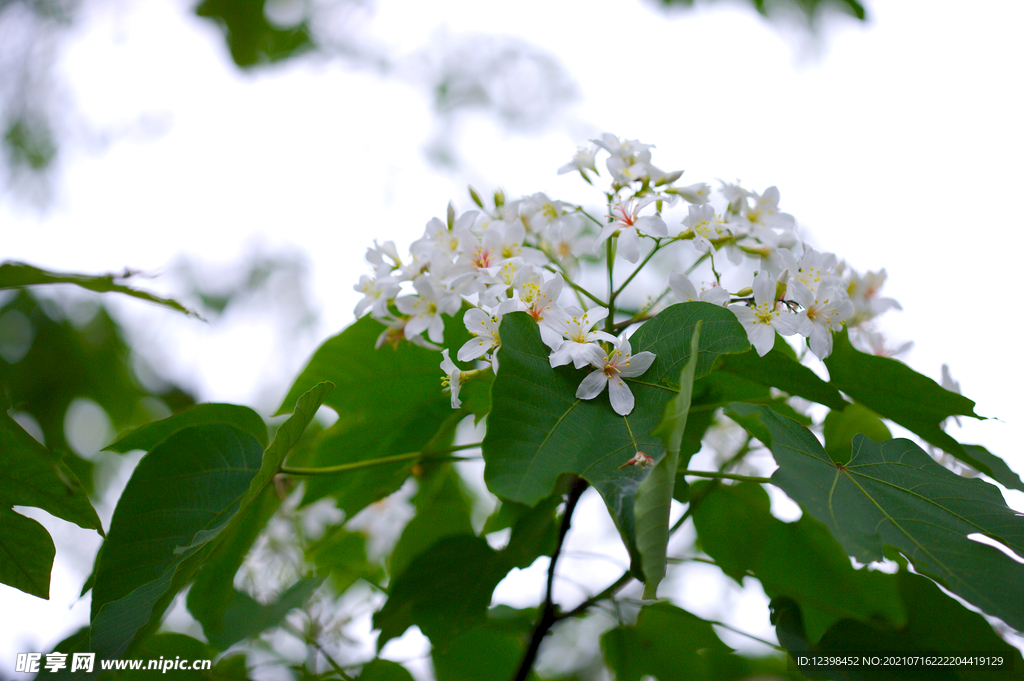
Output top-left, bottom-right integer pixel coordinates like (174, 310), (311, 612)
(669, 271), (730, 306)
(353, 274), (400, 318)
(598, 196), (668, 263)
(546, 305), (617, 368)
(440, 349), (462, 409)
(458, 307), (505, 368)
(730, 270), (799, 356)
(395, 275), (462, 345)
(680, 203), (728, 253)
(670, 182), (711, 205)
(575, 334), (657, 416)
(787, 279), (853, 359)
(557, 146), (599, 177)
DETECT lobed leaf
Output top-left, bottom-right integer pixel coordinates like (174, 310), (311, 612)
(483, 304), (749, 573)
(729, 403), (1024, 632)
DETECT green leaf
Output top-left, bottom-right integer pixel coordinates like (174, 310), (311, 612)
(306, 526), (383, 594)
(108, 403), (269, 453)
(389, 465), (474, 579)
(773, 565), (1024, 680)
(962, 444), (1024, 493)
(187, 486), (282, 649)
(824, 329), (980, 463)
(277, 314), (470, 513)
(122, 633), (217, 680)
(0, 410), (103, 532)
(244, 381), (332, 507)
(728, 403), (1024, 633)
(0, 261), (202, 319)
(718, 333), (847, 410)
(356, 659), (415, 681)
(601, 601), (742, 681)
(823, 403), (891, 465)
(89, 424), (264, 658)
(204, 576), (324, 650)
(691, 480), (905, 643)
(374, 535), (507, 649)
(432, 626), (535, 681)
(0, 505), (55, 598)
(635, 322), (700, 598)
(483, 304), (749, 573)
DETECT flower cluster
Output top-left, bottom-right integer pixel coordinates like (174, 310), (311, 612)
(353, 134), (900, 415)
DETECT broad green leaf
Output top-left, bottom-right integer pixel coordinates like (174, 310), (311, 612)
(89, 424), (264, 658)
(187, 486), (282, 649)
(718, 333), (847, 410)
(962, 444), (1024, 493)
(374, 535), (508, 649)
(691, 480), (904, 643)
(306, 526), (384, 593)
(276, 313), (469, 418)
(0, 505), (55, 598)
(635, 322), (700, 598)
(356, 659), (415, 681)
(601, 601), (743, 681)
(824, 329), (980, 463)
(823, 403), (891, 465)
(432, 626), (535, 681)
(483, 304), (749, 574)
(729, 403), (1024, 632)
(123, 633), (217, 680)
(203, 576), (324, 650)
(0, 261), (202, 318)
(244, 381), (332, 507)
(278, 314), (470, 512)
(499, 493), (560, 570)
(186, 383), (332, 649)
(773, 564), (1024, 680)
(389, 465), (474, 579)
(0, 410), (102, 532)
(108, 403), (269, 453)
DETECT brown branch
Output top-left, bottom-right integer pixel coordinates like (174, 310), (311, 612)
(511, 476), (589, 681)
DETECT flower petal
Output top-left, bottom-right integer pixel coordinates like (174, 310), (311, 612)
(576, 371), (609, 400)
(607, 376), (635, 415)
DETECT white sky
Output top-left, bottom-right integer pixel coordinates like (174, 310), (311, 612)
(3, 0), (1023, 672)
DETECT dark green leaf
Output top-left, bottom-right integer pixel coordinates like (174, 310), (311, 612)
(306, 526), (383, 593)
(0, 410), (102, 532)
(823, 404), (891, 465)
(374, 535), (507, 649)
(108, 403), (269, 453)
(636, 322), (700, 598)
(0, 505), (55, 598)
(718, 333), (846, 410)
(483, 304), (748, 575)
(0, 261), (202, 318)
(691, 480), (904, 643)
(89, 424), (264, 657)
(204, 576), (324, 650)
(278, 314), (470, 513)
(824, 329), (980, 463)
(122, 633), (217, 680)
(195, 0), (314, 68)
(433, 626), (534, 681)
(187, 487), (282, 649)
(390, 465), (474, 579)
(774, 565), (1024, 680)
(962, 444), (1024, 493)
(356, 659), (415, 681)
(244, 381), (332, 506)
(499, 493), (559, 570)
(601, 601), (741, 681)
(728, 403), (1024, 632)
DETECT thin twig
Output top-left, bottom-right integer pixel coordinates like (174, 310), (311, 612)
(278, 442), (482, 476)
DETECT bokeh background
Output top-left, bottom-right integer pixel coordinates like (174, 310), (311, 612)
(2, 0), (1023, 676)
